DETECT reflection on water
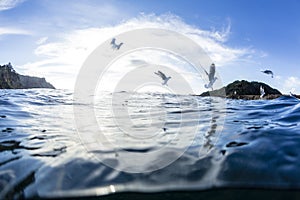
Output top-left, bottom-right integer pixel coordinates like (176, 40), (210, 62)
(203, 114), (219, 151)
(0, 90), (300, 198)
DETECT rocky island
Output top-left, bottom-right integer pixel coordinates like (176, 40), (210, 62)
(0, 63), (55, 89)
(200, 80), (285, 100)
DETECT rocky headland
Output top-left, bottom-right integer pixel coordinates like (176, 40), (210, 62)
(0, 63), (55, 89)
(200, 80), (286, 100)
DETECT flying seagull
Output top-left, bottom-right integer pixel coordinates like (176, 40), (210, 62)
(260, 85), (265, 99)
(110, 38), (123, 50)
(261, 69), (274, 78)
(204, 63), (217, 90)
(154, 70), (171, 86)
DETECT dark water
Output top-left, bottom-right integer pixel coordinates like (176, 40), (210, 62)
(1, 89), (300, 199)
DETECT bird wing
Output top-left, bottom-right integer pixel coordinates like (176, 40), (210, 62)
(208, 64), (216, 82)
(261, 70), (272, 74)
(117, 42), (123, 49)
(203, 69), (209, 76)
(155, 71), (167, 80)
(260, 86), (265, 94)
(111, 38), (116, 45)
(261, 70), (274, 77)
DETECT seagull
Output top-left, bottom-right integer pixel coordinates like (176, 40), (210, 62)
(261, 69), (274, 78)
(204, 63), (217, 90)
(110, 38), (123, 50)
(260, 85), (265, 99)
(154, 70), (171, 86)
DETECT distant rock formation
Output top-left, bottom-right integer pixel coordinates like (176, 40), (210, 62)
(0, 63), (55, 89)
(200, 80), (282, 100)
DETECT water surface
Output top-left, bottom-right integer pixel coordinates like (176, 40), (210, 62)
(1, 89), (300, 199)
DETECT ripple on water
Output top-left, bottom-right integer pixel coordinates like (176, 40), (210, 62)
(0, 90), (300, 198)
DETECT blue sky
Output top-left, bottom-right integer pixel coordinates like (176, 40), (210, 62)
(1, 0), (300, 93)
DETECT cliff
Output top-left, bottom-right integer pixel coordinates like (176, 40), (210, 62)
(0, 63), (55, 89)
(200, 80), (282, 99)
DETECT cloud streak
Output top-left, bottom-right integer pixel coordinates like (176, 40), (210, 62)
(36, 37), (48, 45)
(0, 27), (31, 35)
(0, 0), (25, 11)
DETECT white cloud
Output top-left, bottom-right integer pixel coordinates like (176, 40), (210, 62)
(208, 17), (231, 43)
(36, 36), (48, 45)
(0, 0), (25, 11)
(283, 76), (300, 94)
(18, 14), (253, 89)
(0, 27), (31, 35)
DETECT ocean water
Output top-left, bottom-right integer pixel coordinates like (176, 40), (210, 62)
(1, 89), (300, 199)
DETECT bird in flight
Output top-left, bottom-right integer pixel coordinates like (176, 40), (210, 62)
(260, 85), (265, 99)
(261, 69), (274, 78)
(204, 63), (217, 90)
(110, 38), (123, 50)
(154, 70), (171, 86)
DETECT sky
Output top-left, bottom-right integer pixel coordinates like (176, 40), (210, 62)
(1, 0), (300, 94)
